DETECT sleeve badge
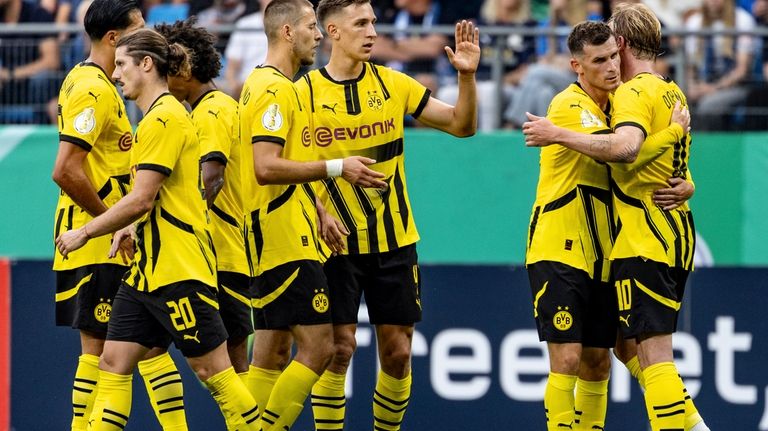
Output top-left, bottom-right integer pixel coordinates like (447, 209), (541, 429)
(74, 107), (97, 134)
(262, 103), (283, 132)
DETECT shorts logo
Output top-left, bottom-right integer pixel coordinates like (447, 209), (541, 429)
(553, 306), (572, 331)
(312, 288), (329, 313)
(262, 103), (283, 132)
(619, 314), (631, 327)
(94, 298), (112, 323)
(74, 107), (96, 134)
(183, 330), (201, 344)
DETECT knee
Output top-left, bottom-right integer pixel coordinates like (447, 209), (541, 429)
(379, 342), (412, 377)
(331, 334), (357, 369)
(580, 350), (612, 381)
(551, 349), (581, 375)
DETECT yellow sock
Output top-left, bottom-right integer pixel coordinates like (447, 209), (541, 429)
(683, 384), (704, 430)
(246, 365), (281, 418)
(71, 354), (100, 431)
(574, 378), (608, 430)
(372, 370), (411, 431)
(137, 352), (187, 431)
(544, 372), (577, 431)
(88, 370), (132, 431)
(205, 367), (260, 430)
(643, 362), (686, 431)
(311, 370), (347, 431)
(260, 361), (320, 431)
(625, 356), (645, 388)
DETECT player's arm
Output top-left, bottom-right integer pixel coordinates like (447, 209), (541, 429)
(252, 141), (387, 188)
(51, 142), (109, 217)
(652, 177), (694, 210)
(413, 20), (479, 138)
(55, 169), (166, 257)
(201, 159), (225, 209)
(315, 197), (348, 255)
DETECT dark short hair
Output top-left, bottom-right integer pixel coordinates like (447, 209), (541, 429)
(567, 21), (615, 56)
(155, 18), (221, 82)
(316, 0), (370, 26)
(116, 28), (189, 79)
(263, 0), (314, 40)
(84, 0), (141, 41)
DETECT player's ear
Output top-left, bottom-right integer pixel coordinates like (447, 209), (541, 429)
(106, 29), (119, 47)
(281, 23), (293, 43)
(616, 35), (626, 50)
(570, 57), (580, 74)
(326, 23), (339, 40)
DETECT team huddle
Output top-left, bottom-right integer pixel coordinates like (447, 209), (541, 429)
(50, 0), (704, 430)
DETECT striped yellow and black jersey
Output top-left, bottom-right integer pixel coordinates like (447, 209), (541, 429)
(191, 89), (249, 276)
(53, 62), (133, 270)
(609, 73), (695, 270)
(124, 93), (217, 292)
(526, 83), (615, 281)
(295, 63), (431, 255)
(240, 66), (323, 275)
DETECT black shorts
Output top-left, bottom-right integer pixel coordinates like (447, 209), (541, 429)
(107, 280), (229, 358)
(217, 271), (254, 343)
(324, 244), (422, 326)
(55, 263), (128, 336)
(528, 261), (617, 348)
(252, 260), (331, 329)
(613, 257), (688, 339)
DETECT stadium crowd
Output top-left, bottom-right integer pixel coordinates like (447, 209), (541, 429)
(1, 0), (766, 127)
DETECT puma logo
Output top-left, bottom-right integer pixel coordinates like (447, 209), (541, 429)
(88, 91), (100, 102)
(569, 101), (582, 109)
(156, 118), (169, 128)
(266, 88), (278, 97)
(183, 330), (200, 343)
(630, 88), (642, 97)
(322, 103), (337, 114)
(208, 110), (219, 119)
(619, 315), (631, 327)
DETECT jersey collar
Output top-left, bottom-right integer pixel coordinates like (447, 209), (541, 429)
(147, 92), (173, 114)
(190, 89), (218, 111)
(256, 64), (292, 81)
(80, 61), (110, 80)
(318, 63), (367, 85)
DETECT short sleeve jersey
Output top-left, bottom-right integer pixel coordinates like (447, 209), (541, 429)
(295, 63), (431, 255)
(53, 62), (134, 270)
(240, 66), (322, 275)
(526, 83), (616, 281)
(609, 73), (694, 270)
(191, 90), (249, 276)
(123, 94), (217, 292)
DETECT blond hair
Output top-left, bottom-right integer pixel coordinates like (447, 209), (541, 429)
(609, 2), (661, 61)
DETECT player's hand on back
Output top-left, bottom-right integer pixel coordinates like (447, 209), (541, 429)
(342, 156), (388, 189)
(670, 101), (691, 134)
(522, 112), (558, 147)
(109, 225), (136, 263)
(444, 20), (480, 75)
(653, 177), (694, 210)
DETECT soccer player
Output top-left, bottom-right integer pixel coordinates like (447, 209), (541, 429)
(523, 4), (708, 431)
(524, 21), (691, 431)
(238, 0), (388, 429)
(295, 2), (479, 429)
(51, 2), (188, 430)
(155, 18), (253, 431)
(55, 28), (259, 431)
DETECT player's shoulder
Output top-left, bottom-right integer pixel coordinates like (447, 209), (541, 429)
(144, 94), (191, 131)
(549, 83), (594, 112)
(62, 63), (115, 100)
(194, 90), (238, 116)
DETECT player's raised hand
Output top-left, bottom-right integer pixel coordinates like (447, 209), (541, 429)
(56, 227), (90, 258)
(342, 156), (388, 189)
(522, 112), (558, 147)
(670, 101), (691, 134)
(444, 20), (480, 75)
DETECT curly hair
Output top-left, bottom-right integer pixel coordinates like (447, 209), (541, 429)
(155, 18), (222, 83)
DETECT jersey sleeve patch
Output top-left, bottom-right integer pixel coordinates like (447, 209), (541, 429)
(261, 103), (283, 132)
(73, 107), (97, 134)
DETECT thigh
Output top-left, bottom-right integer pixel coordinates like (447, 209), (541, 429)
(217, 271), (254, 343)
(364, 245), (422, 325)
(107, 284), (172, 350)
(528, 261), (591, 343)
(253, 260), (332, 329)
(55, 264), (128, 335)
(323, 254), (365, 324)
(613, 257), (687, 339)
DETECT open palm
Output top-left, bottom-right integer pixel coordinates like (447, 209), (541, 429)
(445, 20), (480, 74)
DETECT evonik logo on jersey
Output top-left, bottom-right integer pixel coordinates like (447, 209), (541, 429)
(314, 117), (395, 147)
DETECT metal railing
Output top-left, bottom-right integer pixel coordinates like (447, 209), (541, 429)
(1, 23), (767, 128)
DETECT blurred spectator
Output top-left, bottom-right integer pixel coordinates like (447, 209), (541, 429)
(686, 0), (756, 130)
(223, 0), (269, 97)
(370, 0), (454, 94)
(0, 0), (61, 123)
(744, 0), (768, 129)
(145, 0), (190, 25)
(62, 0), (93, 71)
(197, 0), (246, 52)
(438, 0), (537, 130)
(502, 0), (590, 128)
(641, 0), (701, 28)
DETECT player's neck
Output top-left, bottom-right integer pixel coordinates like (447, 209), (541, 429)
(578, 79), (610, 111)
(136, 82), (169, 115)
(264, 48), (299, 80)
(187, 81), (216, 107)
(86, 45), (115, 77)
(621, 57), (656, 82)
(325, 49), (364, 81)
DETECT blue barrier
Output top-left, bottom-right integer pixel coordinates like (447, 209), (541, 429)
(10, 261), (768, 430)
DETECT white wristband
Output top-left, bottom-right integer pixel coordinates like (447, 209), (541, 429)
(326, 159), (343, 178)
